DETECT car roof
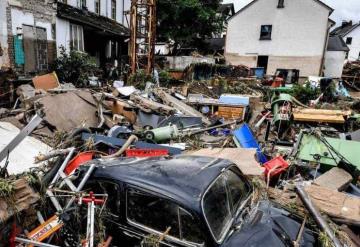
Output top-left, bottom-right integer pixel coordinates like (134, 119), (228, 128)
(88, 155), (232, 212)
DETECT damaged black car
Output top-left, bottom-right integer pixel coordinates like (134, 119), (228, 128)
(78, 155), (318, 247)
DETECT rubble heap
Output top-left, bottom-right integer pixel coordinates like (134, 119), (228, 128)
(0, 67), (359, 246)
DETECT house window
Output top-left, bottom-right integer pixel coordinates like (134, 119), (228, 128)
(70, 24), (84, 52)
(95, 0), (100, 14)
(111, 0), (116, 19)
(77, 0), (86, 8)
(277, 0), (284, 8)
(260, 25), (272, 40)
(346, 37), (353, 45)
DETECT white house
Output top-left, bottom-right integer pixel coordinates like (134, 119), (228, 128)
(324, 36), (349, 78)
(225, 0), (334, 77)
(331, 21), (360, 62)
(56, 0), (130, 67)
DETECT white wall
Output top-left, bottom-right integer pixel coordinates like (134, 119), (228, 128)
(166, 56), (216, 70)
(65, 0), (130, 26)
(10, 8), (53, 40)
(56, 18), (71, 55)
(324, 50), (346, 78)
(225, 0), (331, 76)
(343, 27), (360, 61)
(0, 0), (10, 68)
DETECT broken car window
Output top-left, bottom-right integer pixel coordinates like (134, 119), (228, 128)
(127, 188), (204, 244)
(83, 181), (120, 217)
(127, 188), (180, 238)
(179, 208), (204, 244)
(203, 169), (250, 242)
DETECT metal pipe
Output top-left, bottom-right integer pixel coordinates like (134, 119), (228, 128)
(49, 147), (76, 188)
(295, 185), (342, 247)
(15, 237), (60, 247)
(0, 114), (43, 163)
(64, 164), (96, 210)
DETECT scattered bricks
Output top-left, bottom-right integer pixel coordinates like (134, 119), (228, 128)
(0, 179), (40, 224)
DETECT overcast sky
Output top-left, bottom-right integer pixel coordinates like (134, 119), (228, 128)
(223, 0), (360, 27)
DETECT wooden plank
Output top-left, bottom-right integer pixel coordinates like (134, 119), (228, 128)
(38, 91), (99, 132)
(218, 106), (244, 120)
(314, 168), (352, 191)
(293, 109), (351, 124)
(267, 187), (307, 218)
(154, 89), (211, 125)
(190, 148), (264, 176)
(293, 113), (345, 123)
(305, 185), (360, 225)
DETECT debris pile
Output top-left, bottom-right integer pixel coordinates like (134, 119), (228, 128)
(0, 67), (360, 246)
(342, 61), (360, 90)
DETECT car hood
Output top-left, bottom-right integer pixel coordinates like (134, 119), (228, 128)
(221, 201), (316, 247)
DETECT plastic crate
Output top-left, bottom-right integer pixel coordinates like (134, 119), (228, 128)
(264, 156), (289, 178)
(125, 149), (169, 157)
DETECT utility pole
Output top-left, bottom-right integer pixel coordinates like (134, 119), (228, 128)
(129, 0), (156, 75)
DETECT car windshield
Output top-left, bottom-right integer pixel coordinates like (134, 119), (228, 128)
(203, 168), (250, 242)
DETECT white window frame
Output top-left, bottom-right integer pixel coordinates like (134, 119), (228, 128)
(111, 0), (116, 20)
(70, 23), (84, 52)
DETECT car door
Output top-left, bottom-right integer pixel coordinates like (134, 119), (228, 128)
(124, 186), (206, 247)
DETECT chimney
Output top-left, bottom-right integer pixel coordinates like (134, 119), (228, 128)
(342, 20), (353, 28)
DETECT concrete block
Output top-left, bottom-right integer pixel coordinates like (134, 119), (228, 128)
(314, 167), (352, 191)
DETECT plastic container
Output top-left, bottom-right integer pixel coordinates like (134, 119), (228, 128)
(250, 67), (265, 79)
(264, 156), (289, 178)
(125, 149), (169, 157)
(64, 152), (94, 175)
(233, 124), (268, 164)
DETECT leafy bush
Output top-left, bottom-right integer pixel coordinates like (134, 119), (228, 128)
(52, 46), (97, 87)
(127, 69), (153, 89)
(292, 82), (321, 104)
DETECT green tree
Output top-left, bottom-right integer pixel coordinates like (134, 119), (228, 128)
(157, 0), (224, 54)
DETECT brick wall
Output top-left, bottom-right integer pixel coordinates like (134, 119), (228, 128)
(7, 0), (57, 73)
(6, 5), (15, 68)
